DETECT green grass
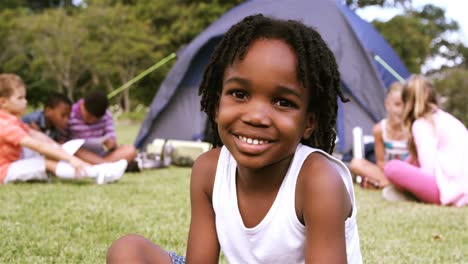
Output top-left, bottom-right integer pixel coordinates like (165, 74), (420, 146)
(0, 123), (467, 263)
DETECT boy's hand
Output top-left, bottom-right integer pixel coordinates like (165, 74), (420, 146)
(103, 138), (117, 151)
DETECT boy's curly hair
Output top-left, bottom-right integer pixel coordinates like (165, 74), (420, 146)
(199, 14), (347, 154)
(45, 92), (72, 109)
(84, 90), (108, 118)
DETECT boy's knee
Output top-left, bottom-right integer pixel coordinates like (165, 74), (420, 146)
(107, 234), (146, 263)
(116, 145), (137, 161)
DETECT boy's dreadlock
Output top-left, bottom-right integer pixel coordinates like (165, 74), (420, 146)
(199, 14), (348, 154)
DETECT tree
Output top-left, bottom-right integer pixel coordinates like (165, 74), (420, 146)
(0, 0), (76, 11)
(11, 9), (92, 100)
(434, 68), (468, 126)
(456, 43), (468, 69)
(373, 4), (461, 73)
(82, 4), (159, 111)
(373, 15), (430, 73)
(0, 9), (26, 73)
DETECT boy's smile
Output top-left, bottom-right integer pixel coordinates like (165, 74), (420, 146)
(217, 39), (314, 170)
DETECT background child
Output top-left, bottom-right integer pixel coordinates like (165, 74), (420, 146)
(107, 14), (362, 263)
(384, 75), (468, 206)
(0, 73), (127, 185)
(22, 92), (72, 142)
(65, 90), (138, 170)
(349, 82), (409, 189)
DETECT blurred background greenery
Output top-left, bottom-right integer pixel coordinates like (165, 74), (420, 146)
(0, 0), (467, 125)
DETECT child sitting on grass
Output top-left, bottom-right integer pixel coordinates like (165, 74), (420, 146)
(22, 92), (72, 142)
(383, 75), (468, 206)
(65, 90), (139, 171)
(23, 92), (138, 171)
(0, 73), (127, 185)
(349, 82), (409, 189)
(107, 14), (362, 263)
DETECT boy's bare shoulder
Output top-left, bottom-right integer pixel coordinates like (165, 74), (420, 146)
(191, 147), (222, 196)
(297, 152), (348, 208)
(297, 152), (350, 217)
(298, 152), (344, 190)
(193, 147), (221, 172)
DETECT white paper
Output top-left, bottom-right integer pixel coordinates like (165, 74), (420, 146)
(61, 139), (85, 155)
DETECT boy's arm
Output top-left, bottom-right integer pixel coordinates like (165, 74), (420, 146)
(298, 153), (350, 264)
(186, 149), (220, 263)
(103, 112), (117, 150)
(103, 137), (117, 151)
(29, 128), (58, 146)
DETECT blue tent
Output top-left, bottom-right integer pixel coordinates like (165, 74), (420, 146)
(135, 0), (410, 153)
(337, 4), (410, 88)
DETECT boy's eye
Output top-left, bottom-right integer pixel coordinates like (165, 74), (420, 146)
(230, 90), (248, 100)
(274, 98), (297, 108)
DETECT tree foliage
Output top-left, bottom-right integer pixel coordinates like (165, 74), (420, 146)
(434, 68), (468, 126)
(0, 0), (466, 114)
(373, 15), (430, 73)
(80, 4), (158, 110)
(373, 4), (462, 73)
(0, 0), (76, 11)
(11, 9), (91, 100)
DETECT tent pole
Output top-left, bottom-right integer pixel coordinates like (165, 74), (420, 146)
(108, 52), (177, 99)
(374, 55), (406, 83)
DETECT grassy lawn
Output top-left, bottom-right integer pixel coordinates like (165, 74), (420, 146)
(0, 122), (467, 263)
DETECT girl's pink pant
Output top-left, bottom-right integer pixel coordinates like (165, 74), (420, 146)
(384, 160), (440, 204)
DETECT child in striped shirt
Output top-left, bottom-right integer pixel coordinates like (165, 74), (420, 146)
(65, 90), (137, 169)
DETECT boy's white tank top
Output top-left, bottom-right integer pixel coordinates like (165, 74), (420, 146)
(212, 144), (362, 264)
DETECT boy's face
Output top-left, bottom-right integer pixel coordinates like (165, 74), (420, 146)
(216, 39), (314, 170)
(0, 85), (27, 116)
(80, 101), (99, 124)
(44, 102), (71, 130)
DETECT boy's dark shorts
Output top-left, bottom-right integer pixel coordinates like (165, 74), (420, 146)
(168, 251), (185, 264)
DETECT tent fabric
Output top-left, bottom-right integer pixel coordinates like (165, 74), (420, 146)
(135, 0), (410, 153)
(337, 4), (410, 88)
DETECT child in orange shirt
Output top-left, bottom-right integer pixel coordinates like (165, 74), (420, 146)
(0, 73), (127, 185)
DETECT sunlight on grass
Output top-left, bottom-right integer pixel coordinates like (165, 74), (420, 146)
(0, 123), (467, 263)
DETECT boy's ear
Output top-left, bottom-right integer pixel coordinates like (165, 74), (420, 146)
(302, 113), (315, 140)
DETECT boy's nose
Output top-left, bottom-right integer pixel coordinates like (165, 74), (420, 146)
(241, 102), (271, 127)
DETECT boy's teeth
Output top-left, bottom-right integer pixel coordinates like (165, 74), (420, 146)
(239, 136), (267, 145)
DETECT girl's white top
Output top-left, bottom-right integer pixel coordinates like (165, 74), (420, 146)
(381, 119), (409, 161)
(212, 144), (363, 263)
